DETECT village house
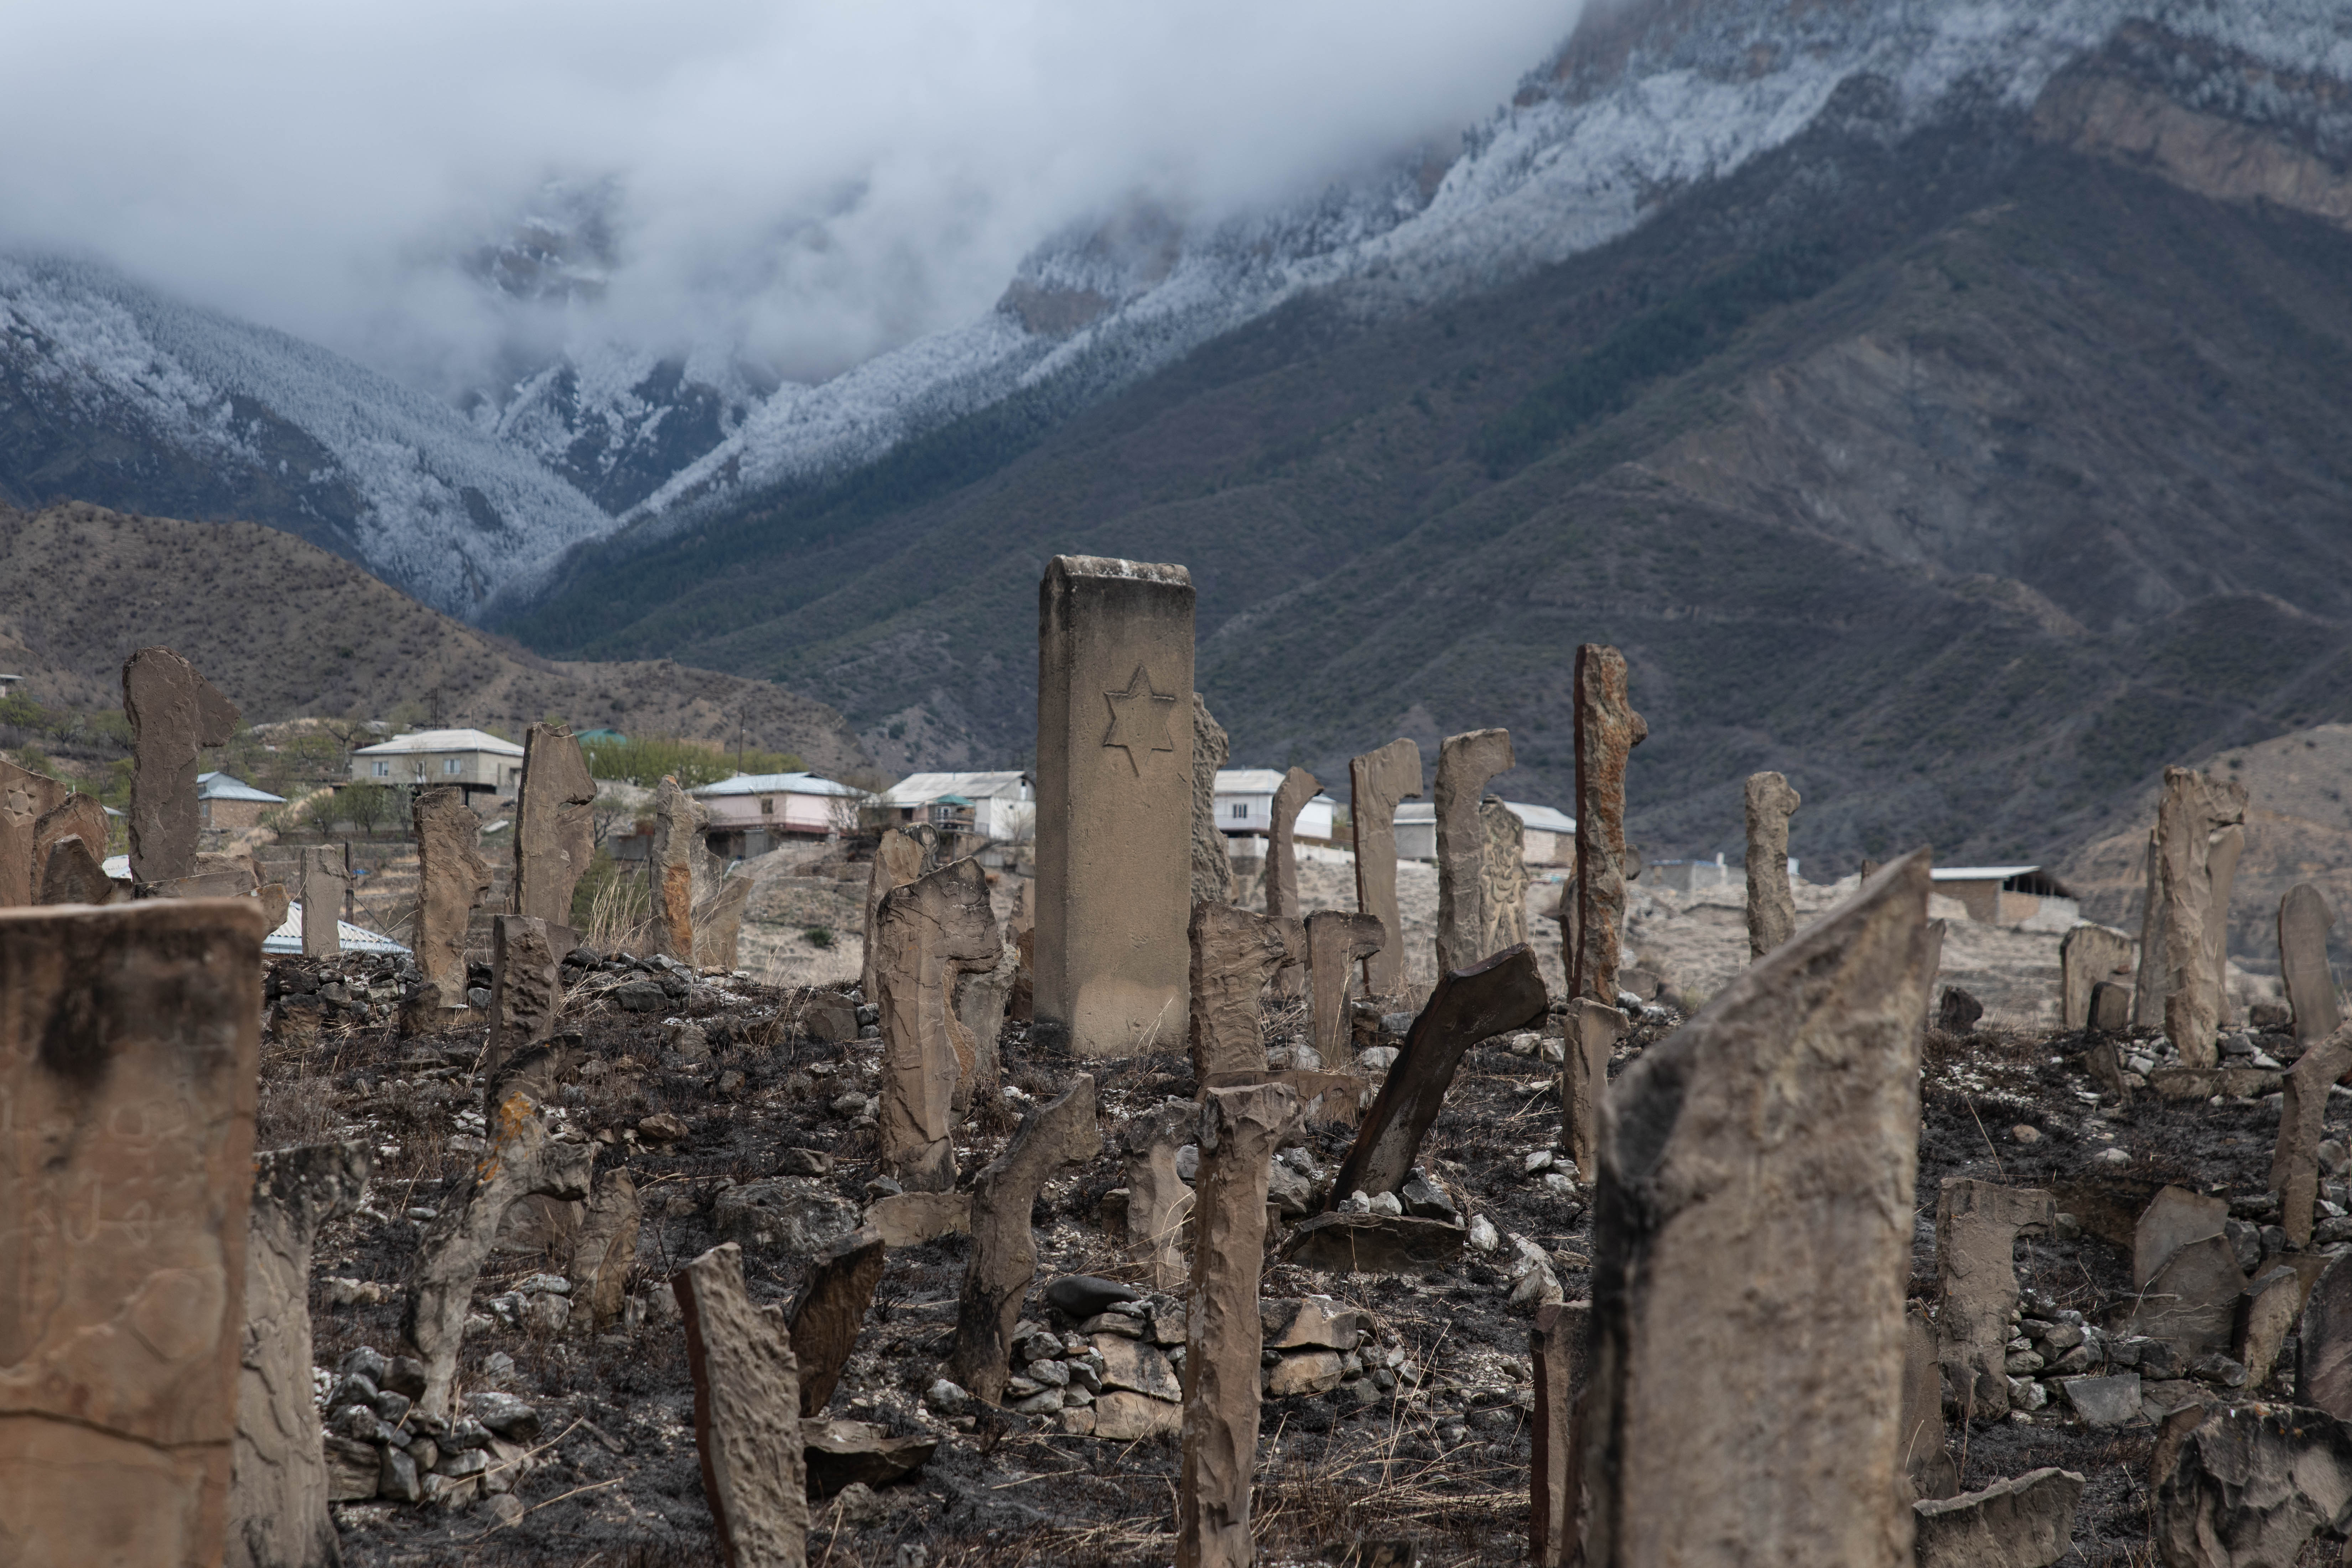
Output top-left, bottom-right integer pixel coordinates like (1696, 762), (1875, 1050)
(692, 771), (867, 857)
(1932, 865), (2081, 930)
(1393, 799), (1577, 865)
(1213, 769), (1339, 841)
(196, 771), (284, 830)
(349, 728), (526, 801)
(877, 772), (1036, 842)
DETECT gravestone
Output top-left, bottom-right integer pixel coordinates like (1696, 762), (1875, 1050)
(674, 1242), (809, 1567)
(122, 646), (240, 883)
(486, 914), (563, 1098)
(298, 846), (344, 958)
(1124, 1100), (1198, 1290)
(1190, 695), (1234, 906)
(1034, 555), (1195, 1057)
(1478, 798), (1530, 960)
(2060, 923), (2134, 1030)
(1938, 1179), (2055, 1423)
(949, 1076), (1102, 1403)
(0, 898), (266, 1565)
(1433, 730), (1513, 975)
(229, 1141), (369, 1568)
(2280, 883), (2341, 1045)
(2156, 767), (2247, 1066)
(952, 942), (1019, 1111)
(692, 866), (757, 971)
(2238, 1265), (2306, 1388)
(568, 1169), (641, 1333)
(39, 835), (116, 905)
(876, 857), (1002, 1191)
(789, 1229), (887, 1417)
(1530, 1299), (1590, 1566)
(2131, 1235), (2243, 1361)
(2088, 980), (2132, 1032)
(411, 786), (490, 1017)
(1900, 1304), (1958, 1502)
(1744, 771), (1801, 960)
(1581, 853), (1933, 1564)
(513, 723), (597, 926)
(2136, 1185), (2229, 1289)
(2154, 1403), (2352, 1567)
(1562, 997), (1622, 1181)
(2298, 1255), (2352, 1420)
(33, 791), (108, 897)
(1265, 767), (1322, 996)
(2272, 1025), (2352, 1249)
(860, 824), (936, 1003)
(1571, 645), (1645, 1004)
(2134, 830), (2166, 1028)
(0, 754), (68, 905)
(1179, 1082), (1305, 1568)
(1329, 945), (1547, 1204)
(650, 775), (709, 963)
(1187, 901), (1302, 1080)
(1307, 910), (1386, 1067)
(1349, 738), (1422, 997)
(2206, 822), (2245, 1030)
(1913, 1469), (2083, 1568)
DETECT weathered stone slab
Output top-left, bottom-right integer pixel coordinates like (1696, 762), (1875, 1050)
(1349, 738), (1422, 998)
(412, 785), (490, 1015)
(2061, 1373), (2142, 1428)
(1744, 771), (1800, 960)
(860, 824), (935, 1003)
(1279, 1212), (1464, 1272)
(487, 914), (562, 1098)
(1581, 851), (1932, 1565)
(0, 898), (266, 1566)
(2134, 830), (2166, 1028)
(1901, 1302), (1958, 1503)
(675, 1242), (809, 1568)
(296, 846), (343, 958)
(2149, 1064), (2284, 1100)
(803, 1418), (936, 1497)
(2156, 767), (2248, 1066)
(229, 1141), (368, 1568)
(1123, 1099), (1197, 1291)
(568, 1168), (640, 1333)
(122, 646), (240, 883)
(2136, 1185), (2229, 1289)
(33, 791), (108, 898)
(1180, 1082), (1304, 1568)
(0, 755), (69, 906)
(1190, 695), (1234, 907)
(2205, 822), (2244, 1031)
(2154, 1403), (2352, 1567)
(866, 1189), (972, 1248)
(1530, 1299), (1589, 1567)
(1477, 798), (1530, 962)
(513, 723), (597, 926)
(39, 834), (117, 905)
(1570, 645), (1645, 1004)
(2298, 1253), (2352, 1419)
(2271, 1023), (2352, 1249)
(1187, 901), (1302, 1080)
(953, 941), (1019, 1111)
(2131, 1234), (2244, 1362)
(2281, 883), (2342, 1047)
(1034, 555), (1194, 1058)
(2237, 1265), (2305, 1389)
(1912, 1467), (2083, 1568)
(1561, 997), (1621, 1182)
(1433, 728), (1513, 976)
(876, 857), (1001, 1191)
(1095, 1390), (1183, 1441)
(2060, 923), (2134, 1031)
(693, 867), (757, 972)
(949, 1075), (1101, 1403)
(1329, 944), (1547, 1204)
(2088, 980), (2132, 1033)
(790, 1229), (886, 1417)
(1938, 1180), (2055, 1424)
(650, 775), (709, 962)
(1308, 910), (1385, 1067)
(1266, 766), (1322, 997)
(1199, 1069), (1364, 1127)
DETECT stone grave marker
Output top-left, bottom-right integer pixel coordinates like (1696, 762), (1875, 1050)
(2060, 923), (2134, 1030)
(298, 846), (344, 958)
(122, 646), (241, 884)
(1034, 555), (1194, 1057)
(1433, 729), (1513, 975)
(2281, 883), (2342, 1045)
(39, 834), (118, 905)
(0, 754), (69, 905)
(789, 1229), (887, 1417)
(1349, 738), (1422, 997)
(1265, 766), (1322, 996)
(1478, 797), (1530, 960)
(1938, 1179), (2055, 1423)
(949, 1076), (1102, 1403)
(876, 858), (1002, 1192)
(675, 1242), (809, 1566)
(1561, 997), (1622, 1181)
(1571, 645), (1645, 1004)
(486, 914), (563, 1100)
(1530, 1299), (1590, 1567)
(33, 791), (108, 897)
(1187, 902), (1302, 1080)
(649, 775), (708, 962)
(568, 1169), (642, 1333)
(2134, 830), (2166, 1028)
(2298, 1254), (2352, 1420)
(861, 824), (937, 1003)
(2205, 822), (2245, 1030)
(1124, 1100), (1198, 1291)
(1913, 1468), (2083, 1568)
(1744, 771), (1801, 960)
(2156, 767), (2247, 1066)
(2271, 1024), (2352, 1249)
(1190, 694), (1234, 906)
(411, 785), (491, 1019)
(513, 723), (597, 926)
(1900, 1303), (1958, 1502)
(1307, 910), (1385, 1067)
(2135, 1184), (2229, 1289)
(2131, 1235), (2244, 1362)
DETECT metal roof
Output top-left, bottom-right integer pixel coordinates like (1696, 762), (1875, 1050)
(197, 771), (286, 804)
(879, 772), (1033, 805)
(1931, 866), (2043, 881)
(694, 771), (867, 799)
(352, 728), (526, 758)
(268, 902), (411, 956)
(1393, 800), (1573, 832)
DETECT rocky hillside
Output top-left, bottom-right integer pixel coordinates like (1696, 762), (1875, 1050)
(0, 502), (868, 773)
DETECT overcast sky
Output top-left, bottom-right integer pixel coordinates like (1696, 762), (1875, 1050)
(0, 0), (1576, 393)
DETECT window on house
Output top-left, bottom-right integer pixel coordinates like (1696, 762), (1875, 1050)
(372, 761), (390, 778)
(760, 798), (774, 815)
(443, 758), (461, 775)
(1231, 803), (1249, 819)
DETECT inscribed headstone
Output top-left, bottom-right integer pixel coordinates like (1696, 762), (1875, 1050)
(1349, 738), (1422, 997)
(513, 723), (597, 926)
(1571, 646), (1645, 1004)
(1433, 729), (1512, 975)
(122, 646), (240, 883)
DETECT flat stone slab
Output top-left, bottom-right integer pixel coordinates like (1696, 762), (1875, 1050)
(1092, 1390), (1182, 1441)
(866, 1190), (972, 1248)
(2061, 1374), (2145, 1429)
(1914, 1467), (2084, 1568)
(2148, 1066), (2284, 1101)
(803, 1418), (936, 1497)
(1281, 1213), (1464, 1273)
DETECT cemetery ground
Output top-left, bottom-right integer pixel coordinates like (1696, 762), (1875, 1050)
(271, 940), (2274, 1567)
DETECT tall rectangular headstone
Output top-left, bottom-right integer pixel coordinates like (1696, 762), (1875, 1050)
(1190, 695), (1234, 907)
(1571, 646), (1645, 1004)
(1582, 852), (1932, 1566)
(2205, 822), (2244, 1030)
(650, 775), (708, 963)
(1478, 798), (1531, 961)
(0, 898), (266, 1565)
(0, 754), (69, 907)
(2156, 767), (2247, 1067)
(1531, 1299), (1590, 1566)
(122, 646), (240, 884)
(876, 858), (1001, 1191)
(411, 786), (490, 1017)
(298, 846), (344, 958)
(2059, 923), (2134, 1030)
(1307, 910), (1385, 1067)
(2281, 884), (2342, 1045)
(1744, 772), (1800, 960)
(1265, 767), (1322, 997)
(1349, 738), (1422, 998)
(1433, 729), (1513, 975)
(513, 723), (597, 926)
(1035, 555), (1195, 1057)
(674, 1242), (810, 1567)
(2133, 830), (2166, 1028)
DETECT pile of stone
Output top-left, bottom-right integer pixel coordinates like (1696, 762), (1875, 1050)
(1259, 1296), (1385, 1411)
(267, 952), (414, 1035)
(320, 1346), (546, 1510)
(1029, 1281), (1188, 1439)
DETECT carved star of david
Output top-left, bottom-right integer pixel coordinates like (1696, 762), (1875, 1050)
(1101, 665), (1178, 776)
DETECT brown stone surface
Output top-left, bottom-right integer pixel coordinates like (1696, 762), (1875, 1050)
(399, 1090), (594, 1419)
(1187, 901), (1302, 1080)
(2133, 830), (2166, 1028)
(229, 1141), (368, 1568)
(33, 791), (108, 899)
(1744, 771), (1801, 961)
(1581, 851), (1932, 1566)
(1478, 797), (1531, 959)
(2059, 923), (2134, 1030)
(0, 898), (266, 1566)
(1307, 910), (1385, 1067)
(1530, 1299), (1589, 1567)
(2088, 981), (2131, 1032)
(1433, 728), (1514, 976)
(952, 942), (1019, 1111)
(1901, 1304), (1958, 1503)
(121, 646), (240, 884)
(2236, 1265), (2306, 1388)
(876, 857), (1002, 1191)
(487, 914), (562, 1096)
(1938, 1179), (2056, 1423)
(2280, 882), (2342, 1046)
(2156, 767), (2248, 1065)
(2297, 1253), (2352, 1419)
(297, 846), (343, 958)
(1034, 555), (1194, 1058)
(1279, 1211), (1465, 1272)
(412, 785), (491, 1013)
(0, 754), (69, 906)
(789, 1229), (886, 1417)
(2130, 1234), (2244, 1361)
(1198, 1069), (1364, 1127)
(803, 1419), (936, 1498)
(866, 1190), (972, 1248)
(674, 1242), (809, 1568)
(513, 724), (597, 926)
(949, 1074), (1101, 1403)
(568, 1168), (641, 1333)
(1190, 694), (1234, 907)
(860, 825), (935, 1003)
(1265, 766), (1323, 997)
(650, 775), (709, 963)
(2204, 821), (2245, 1030)
(1912, 1467), (2083, 1568)
(1349, 738), (1422, 998)
(693, 867), (757, 972)
(2271, 1023), (2352, 1248)
(1179, 1082), (1303, 1568)
(2153, 1403), (2352, 1567)
(1561, 997), (1622, 1181)
(1570, 645), (1646, 1005)
(2135, 1184), (2230, 1289)
(1095, 1391), (1183, 1441)
(40, 834), (116, 905)
(1329, 944), (1547, 1204)
(1124, 1099), (1198, 1291)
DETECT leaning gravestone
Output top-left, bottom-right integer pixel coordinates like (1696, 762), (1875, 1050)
(2059, 923), (2134, 1030)
(1190, 694), (1234, 906)
(1744, 771), (1801, 960)
(486, 914), (563, 1098)
(1187, 901), (1302, 1080)
(1571, 645), (1646, 1004)
(298, 846), (343, 958)
(949, 1076), (1102, 1403)
(649, 775), (708, 963)
(789, 1229), (887, 1417)
(1307, 910), (1386, 1067)
(40, 835), (117, 905)
(1433, 729), (1514, 975)
(411, 785), (490, 1019)
(1124, 1099), (1198, 1291)
(2275, 1024), (2352, 1249)
(675, 1242), (809, 1567)
(513, 723), (598, 926)
(876, 858), (1002, 1191)
(1034, 555), (1194, 1057)
(1900, 1304), (1958, 1502)
(1265, 766), (1322, 997)
(123, 645), (241, 884)
(1350, 738), (1423, 997)
(1938, 1179), (2055, 1423)
(2280, 883), (2342, 1046)
(860, 824), (936, 1003)
(0, 898), (267, 1565)
(1580, 852), (1933, 1565)
(1562, 997), (1622, 1181)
